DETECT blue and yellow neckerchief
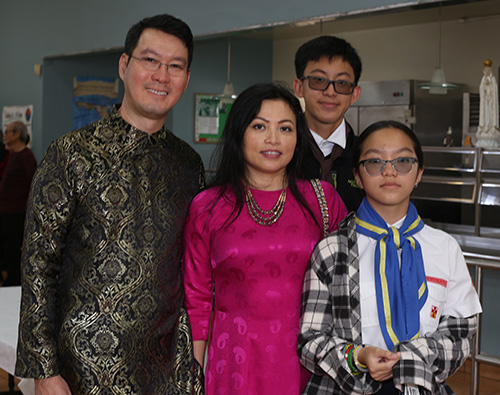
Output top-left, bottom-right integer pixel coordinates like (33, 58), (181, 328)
(355, 198), (428, 350)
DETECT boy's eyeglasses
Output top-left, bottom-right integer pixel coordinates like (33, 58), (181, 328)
(359, 157), (418, 176)
(301, 76), (357, 95)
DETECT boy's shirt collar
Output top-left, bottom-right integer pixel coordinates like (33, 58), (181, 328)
(310, 119), (347, 157)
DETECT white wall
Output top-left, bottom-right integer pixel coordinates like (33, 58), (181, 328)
(273, 15), (500, 93)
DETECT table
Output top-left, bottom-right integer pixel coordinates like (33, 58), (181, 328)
(0, 287), (34, 395)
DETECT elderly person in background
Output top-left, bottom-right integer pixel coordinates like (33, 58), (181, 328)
(0, 129), (9, 178)
(0, 121), (37, 286)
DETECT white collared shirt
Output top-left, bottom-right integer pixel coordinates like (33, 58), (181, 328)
(310, 119), (347, 157)
(357, 218), (482, 350)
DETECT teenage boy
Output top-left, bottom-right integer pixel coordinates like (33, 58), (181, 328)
(294, 36), (364, 212)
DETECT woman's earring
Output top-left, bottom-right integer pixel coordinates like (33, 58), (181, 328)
(414, 183), (419, 189)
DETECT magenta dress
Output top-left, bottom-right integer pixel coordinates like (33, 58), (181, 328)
(183, 180), (347, 395)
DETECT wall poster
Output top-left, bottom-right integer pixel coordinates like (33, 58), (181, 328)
(194, 93), (234, 143)
(73, 76), (119, 129)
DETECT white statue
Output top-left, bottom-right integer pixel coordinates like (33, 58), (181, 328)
(476, 59), (500, 148)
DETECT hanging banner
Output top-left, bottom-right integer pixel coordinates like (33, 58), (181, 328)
(2, 105), (34, 144)
(73, 76), (119, 129)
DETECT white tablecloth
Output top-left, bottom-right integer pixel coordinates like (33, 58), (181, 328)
(0, 286), (34, 395)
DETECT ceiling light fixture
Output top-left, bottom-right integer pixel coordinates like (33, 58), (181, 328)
(419, 3), (458, 94)
(221, 37), (236, 99)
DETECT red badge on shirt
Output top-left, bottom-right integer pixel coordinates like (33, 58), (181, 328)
(430, 305), (438, 319)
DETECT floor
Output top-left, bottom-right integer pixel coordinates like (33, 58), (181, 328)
(1, 365), (499, 394)
(0, 369), (20, 393)
(448, 367), (500, 395)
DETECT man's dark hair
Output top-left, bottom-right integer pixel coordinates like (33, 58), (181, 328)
(124, 14), (194, 69)
(294, 36), (362, 83)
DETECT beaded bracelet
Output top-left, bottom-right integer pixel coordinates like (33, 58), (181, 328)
(353, 345), (369, 373)
(344, 344), (362, 375)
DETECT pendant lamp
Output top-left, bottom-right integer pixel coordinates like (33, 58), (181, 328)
(419, 3), (458, 94)
(221, 37), (236, 99)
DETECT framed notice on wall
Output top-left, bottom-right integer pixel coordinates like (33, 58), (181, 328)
(194, 93), (234, 143)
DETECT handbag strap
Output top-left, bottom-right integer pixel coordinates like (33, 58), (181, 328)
(310, 179), (329, 237)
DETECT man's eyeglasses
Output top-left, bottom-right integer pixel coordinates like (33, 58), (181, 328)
(359, 157), (418, 177)
(129, 55), (187, 77)
(301, 76), (357, 95)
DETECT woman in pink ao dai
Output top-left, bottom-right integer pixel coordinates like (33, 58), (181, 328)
(183, 83), (347, 394)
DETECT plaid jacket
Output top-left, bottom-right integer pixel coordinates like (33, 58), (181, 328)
(298, 213), (478, 394)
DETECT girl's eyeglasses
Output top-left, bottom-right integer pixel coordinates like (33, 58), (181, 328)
(359, 157), (418, 176)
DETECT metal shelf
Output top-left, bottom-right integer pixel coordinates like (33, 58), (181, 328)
(413, 147), (500, 236)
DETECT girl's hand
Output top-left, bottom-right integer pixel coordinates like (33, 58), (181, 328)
(357, 346), (400, 381)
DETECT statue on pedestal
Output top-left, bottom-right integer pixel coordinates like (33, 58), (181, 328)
(476, 59), (500, 148)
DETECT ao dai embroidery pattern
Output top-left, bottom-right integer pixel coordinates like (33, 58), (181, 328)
(183, 180), (347, 394)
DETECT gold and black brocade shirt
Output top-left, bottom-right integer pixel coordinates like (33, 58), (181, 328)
(15, 107), (205, 394)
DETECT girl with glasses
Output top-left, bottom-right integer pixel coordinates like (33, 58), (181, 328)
(298, 120), (482, 394)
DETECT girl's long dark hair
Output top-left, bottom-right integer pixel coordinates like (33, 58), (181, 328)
(208, 82), (319, 228)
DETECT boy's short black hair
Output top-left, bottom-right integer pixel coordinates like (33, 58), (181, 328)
(294, 36), (362, 83)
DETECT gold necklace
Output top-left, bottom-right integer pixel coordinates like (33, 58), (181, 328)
(245, 187), (287, 226)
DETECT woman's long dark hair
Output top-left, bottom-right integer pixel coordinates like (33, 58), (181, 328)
(208, 82), (318, 228)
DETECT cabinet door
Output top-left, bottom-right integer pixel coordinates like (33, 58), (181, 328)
(358, 105), (412, 134)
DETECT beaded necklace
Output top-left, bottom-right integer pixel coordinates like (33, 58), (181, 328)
(245, 187), (287, 226)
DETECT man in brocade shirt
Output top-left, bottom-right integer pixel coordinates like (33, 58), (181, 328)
(16, 14), (204, 395)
